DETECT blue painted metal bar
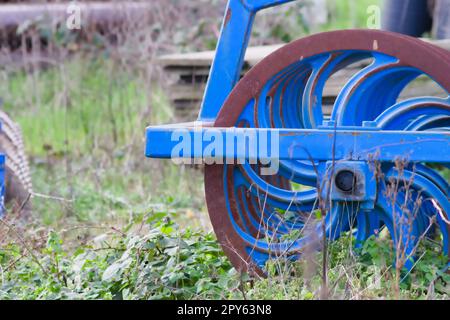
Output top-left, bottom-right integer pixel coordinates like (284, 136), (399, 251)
(0, 154), (5, 217)
(0, 120), (5, 217)
(0, 154), (6, 218)
(145, 126), (450, 164)
(198, 0), (296, 121)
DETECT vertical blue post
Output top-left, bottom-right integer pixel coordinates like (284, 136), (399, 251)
(0, 154), (5, 217)
(0, 119), (5, 216)
(198, 0), (297, 122)
(197, 0), (255, 121)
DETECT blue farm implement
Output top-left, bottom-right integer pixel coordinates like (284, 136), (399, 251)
(146, 0), (450, 275)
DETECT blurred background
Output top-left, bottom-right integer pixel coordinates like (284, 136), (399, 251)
(0, 0), (449, 238)
(0, 0), (448, 300)
(1, 0), (449, 232)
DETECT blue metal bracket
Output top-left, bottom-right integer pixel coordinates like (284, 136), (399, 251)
(319, 161), (378, 210)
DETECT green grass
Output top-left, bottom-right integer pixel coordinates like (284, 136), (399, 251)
(2, 58), (159, 157)
(323, 0), (382, 31)
(0, 55), (205, 233)
(254, 0), (382, 44)
(1, 212), (448, 300)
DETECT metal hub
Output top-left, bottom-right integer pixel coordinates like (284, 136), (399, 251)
(335, 170), (357, 193)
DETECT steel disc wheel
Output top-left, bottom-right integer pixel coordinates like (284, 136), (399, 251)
(205, 30), (450, 275)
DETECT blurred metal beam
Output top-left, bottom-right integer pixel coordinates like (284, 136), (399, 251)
(0, 2), (153, 29)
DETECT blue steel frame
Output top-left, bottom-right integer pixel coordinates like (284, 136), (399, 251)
(146, 126), (450, 164)
(145, 0), (450, 273)
(145, 126), (450, 164)
(0, 122), (6, 217)
(0, 154), (5, 216)
(145, 0), (450, 166)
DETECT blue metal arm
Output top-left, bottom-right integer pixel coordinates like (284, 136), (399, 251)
(198, 0), (297, 121)
(145, 125), (450, 164)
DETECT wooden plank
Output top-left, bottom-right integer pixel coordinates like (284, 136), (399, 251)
(165, 72), (446, 102)
(168, 84), (206, 101)
(164, 66), (211, 77)
(160, 39), (450, 122)
(158, 39), (450, 68)
(167, 76), (446, 121)
(158, 44), (283, 68)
